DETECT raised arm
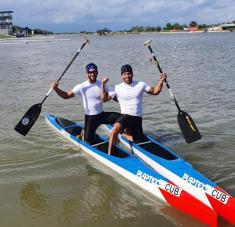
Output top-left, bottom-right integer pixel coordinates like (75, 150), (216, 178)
(101, 77), (113, 102)
(148, 73), (167, 95)
(51, 81), (74, 99)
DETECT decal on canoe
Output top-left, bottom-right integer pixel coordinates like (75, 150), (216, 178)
(165, 183), (182, 197)
(183, 173), (230, 204)
(137, 170), (182, 197)
(211, 189), (229, 204)
(182, 173), (208, 190)
(137, 170), (160, 186)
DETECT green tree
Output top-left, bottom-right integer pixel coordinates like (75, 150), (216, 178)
(189, 21), (198, 27)
(129, 26), (144, 32)
(173, 23), (183, 30)
(97, 28), (111, 33)
(164, 23), (174, 30)
(198, 24), (207, 29)
(12, 25), (21, 34)
(145, 26), (155, 32)
(156, 26), (162, 32)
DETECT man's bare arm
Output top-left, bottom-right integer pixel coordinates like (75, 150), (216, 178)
(148, 73), (167, 95)
(51, 81), (74, 99)
(101, 77), (113, 102)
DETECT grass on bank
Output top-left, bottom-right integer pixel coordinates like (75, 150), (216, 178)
(0, 34), (10, 39)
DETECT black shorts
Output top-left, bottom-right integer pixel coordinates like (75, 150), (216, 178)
(116, 114), (146, 142)
(84, 111), (121, 144)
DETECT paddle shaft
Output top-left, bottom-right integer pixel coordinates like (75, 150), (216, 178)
(41, 39), (89, 105)
(147, 45), (181, 112)
(145, 41), (201, 143)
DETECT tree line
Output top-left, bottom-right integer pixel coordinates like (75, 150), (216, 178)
(12, 25), (54, 36)
(128, 21), (204, 32)
(96, 20), (235, 34)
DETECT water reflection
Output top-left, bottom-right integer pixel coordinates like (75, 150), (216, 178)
(58, 172), (112, 225)
(19, 181), (50, 215)
(160, 205), (207, 227)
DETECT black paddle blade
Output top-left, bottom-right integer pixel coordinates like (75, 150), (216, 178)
(177, 111), (201, 143)
(14, 103), (42, 136)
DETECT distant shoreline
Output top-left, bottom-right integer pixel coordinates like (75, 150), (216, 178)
(94, 30), (231, 36)
(0, 34), (54, 41)
(0, 29), (232, 41)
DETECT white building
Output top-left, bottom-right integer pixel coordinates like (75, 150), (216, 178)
(0, 11), (13, 35)
(208, 23), (235, 32)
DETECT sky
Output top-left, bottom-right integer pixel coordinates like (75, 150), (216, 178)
(1, 0), (235, 32)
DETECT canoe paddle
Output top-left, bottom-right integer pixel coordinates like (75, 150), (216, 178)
(14, 38), (89, 136)
(144, 40), (201, 143)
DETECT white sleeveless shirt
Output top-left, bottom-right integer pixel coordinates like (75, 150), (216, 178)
(72, 80), (103, 115)
(108, 81), (150, 117)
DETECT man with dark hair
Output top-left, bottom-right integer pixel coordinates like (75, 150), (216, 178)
(101, 64), (166, 155)
(51, 63), (120, 144)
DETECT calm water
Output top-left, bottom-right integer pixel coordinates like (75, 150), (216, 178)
(0, 33), (235, 227)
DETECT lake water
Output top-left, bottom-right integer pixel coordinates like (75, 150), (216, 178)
(0, 32), (234, 227)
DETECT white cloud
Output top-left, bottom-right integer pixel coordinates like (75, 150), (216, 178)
(1, 0), (234, 31)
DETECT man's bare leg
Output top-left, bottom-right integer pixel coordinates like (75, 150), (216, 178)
(108, 123), (122, 155)
(121, 128), (133, 141)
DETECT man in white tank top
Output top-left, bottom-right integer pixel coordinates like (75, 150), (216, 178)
(51, 63), (121, 144)
(101, 64), (166, 155)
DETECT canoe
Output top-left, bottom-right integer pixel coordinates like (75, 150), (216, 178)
(103, 124), (235, 225)
(45, 113), (217, 226)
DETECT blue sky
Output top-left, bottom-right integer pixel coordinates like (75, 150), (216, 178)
(1, 0), (235, 32)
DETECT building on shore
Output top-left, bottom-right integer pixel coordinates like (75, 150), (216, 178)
(0, 11), (13, 35)
(183, 26), (199, 32)
(207, 24), (235, 32)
